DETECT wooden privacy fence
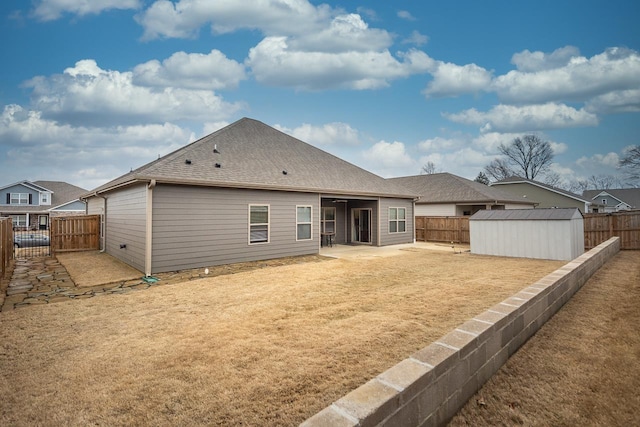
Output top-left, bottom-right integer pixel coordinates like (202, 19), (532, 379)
(415, 216), (470, 243)
(0, 217), (13, 277)
(417, 211), (640, 250)
(50, 215), (100, 253)
(584, 211), (640, 250)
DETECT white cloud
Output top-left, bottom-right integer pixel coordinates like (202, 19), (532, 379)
(133, 49), (246, 90)
(246, 37), (433, 90)
(397, 10), (416, 21)
(417, 136), (467, 152)
(289, 14), (392, 53)
(445, 103), (599, 132)
(493, 47), (640, 104)
(585, 89), (640, 114)
(274, 122), (361, 146)
(362, 140), (417, 177)
(32, 0), (140, 21)
(25, 59), (242, 126)
(0, 104), (192, 189)
(402, 30), (428, 46)
(549, 141), (568, 155)
(576, 152), (620, 169)
(511, 46), (581, 72)
(418, 147), (496, 180)
(423, 61), (492, 98)
(136, 0), (332, 40)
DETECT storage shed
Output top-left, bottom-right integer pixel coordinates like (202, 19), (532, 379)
(470, 208), (584, 261)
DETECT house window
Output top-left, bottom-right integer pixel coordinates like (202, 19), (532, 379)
(296, 206), (312, 241)
(389, 207), (406, 233)
(602, 198), (607, 205)
(12, 215), (27, 228)
(321, 207), (336, 234)
(249, 205), (269, 244)
(41, 192), (50, 205)
(10, 193), (29, 205)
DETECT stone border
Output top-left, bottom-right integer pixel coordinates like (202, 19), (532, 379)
(301, 237), (621, 427)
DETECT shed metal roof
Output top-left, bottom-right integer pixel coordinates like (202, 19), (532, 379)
(470, 208), (582, 221)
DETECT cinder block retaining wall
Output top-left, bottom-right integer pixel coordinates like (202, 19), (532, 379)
(301, 237), (621, 427)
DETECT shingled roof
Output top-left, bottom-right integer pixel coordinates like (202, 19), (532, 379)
(87, 118), (416, 199)
(388, 173), (536, 205)
(1, 180), (86, 213)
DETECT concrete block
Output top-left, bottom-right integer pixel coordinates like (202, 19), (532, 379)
(412, 343), (459, 377)
(476, 359), (495, 385)
(459, 374), (479, 409)
(449, 359), (470, 391)
(439, 329), (477, 358)
(500, 322), (515, 348)
(300, 405), (357, 427)
(378, 358), (434, 401)
(380, 397), (421, 427)
(335, 379), (400, 427)
(416, 373), (449, 418)
(485, 330), (503, 356)
(474, 310), (507, 329)
(467, 343), (487, 374)
(458, 319), (493, 342)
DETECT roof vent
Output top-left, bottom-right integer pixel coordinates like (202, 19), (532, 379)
(213, 144), (220, 154)
(215, 163), (221, 168)
(185, 159), (192, 165)
(282, 170), (288, 175)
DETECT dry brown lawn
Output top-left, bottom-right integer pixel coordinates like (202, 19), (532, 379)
(0, 249), (565, 426)
(449, 250), (640, 427)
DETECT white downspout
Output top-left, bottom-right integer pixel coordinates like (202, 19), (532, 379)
(144, 180), (156, 277)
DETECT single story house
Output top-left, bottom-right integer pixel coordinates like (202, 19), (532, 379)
(388, 173), (536, 216)
(0, 180), (87, 230)
(82, 118), (418, 275)
(583, 188), (640, 212)
(470, 208), (584, 261)
(490, 176), (594, 213)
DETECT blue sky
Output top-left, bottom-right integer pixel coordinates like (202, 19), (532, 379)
(1, 0), (639, 191)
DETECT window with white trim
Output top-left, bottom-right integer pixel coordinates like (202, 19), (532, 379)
(321, 207), (336, 234)
(40, 192), (51, 205)
(296, 206), (312, 241)
(389, 207), (406, 233)
(12, 215), (27, 227)
(249, 205), (269, 244)
(10, 193), (29, 205)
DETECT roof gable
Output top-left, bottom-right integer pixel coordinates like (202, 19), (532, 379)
(583, 188), (640, 208)
(0, 180), (51, 193)
(32, 181), (87, 207)
(492, 176), (590, 204)
(89, 118), (415, 198)
(388, 173), (536, 205)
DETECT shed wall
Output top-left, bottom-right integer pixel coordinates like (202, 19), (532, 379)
(151, 185), (319, 273)
(470, 218), (584, 261)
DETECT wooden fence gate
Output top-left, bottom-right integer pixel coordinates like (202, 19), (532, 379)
(583, 211), (640, 250)
(0, 217), (12, 278)
(50, 215), (101, 253)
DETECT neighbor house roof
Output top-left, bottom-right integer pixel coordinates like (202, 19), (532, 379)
(583, 188), (640, 209)
(470, 208), (582, 221)
(491, 176), (591, 204)
(86, 118), (417, 199)
(388, 173), (536, 205)
(1, 180), (87, 214)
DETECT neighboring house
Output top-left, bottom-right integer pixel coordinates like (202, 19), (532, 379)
(491, 176), (594, 213)
(0, 180), (87, 230)
(82, 118), (417, 275)
(389, 173), (536, 216)
(582, 188), (640, 213)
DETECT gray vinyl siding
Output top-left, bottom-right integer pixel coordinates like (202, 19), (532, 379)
(51, 200), (86, 211)
(86, 197), (105, 215)
(151, 185), (319, 273)
(1, 184), (40, 206)
(380, 198), (415, 246)
(495, 183), (588, 213)
(105, 184), (147, 272)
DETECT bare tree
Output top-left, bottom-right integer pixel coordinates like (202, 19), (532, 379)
(483, 158), (514, 181)
(474, 171), (490, 185)
(498, 135), (554, 180)
(620, 145), (640, 182)
(421, 161), (439, 175)
(542, 171), (563, 188)
(588, 174), (623, 189)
